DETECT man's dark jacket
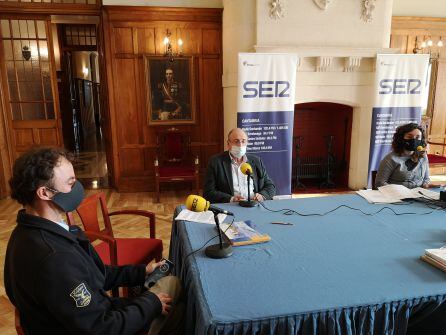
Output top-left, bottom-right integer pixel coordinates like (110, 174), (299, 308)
(203, 152), (276, 203)
(4, 210), (161, 335)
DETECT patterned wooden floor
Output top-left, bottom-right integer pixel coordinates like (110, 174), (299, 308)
(0, 189), (189, 335)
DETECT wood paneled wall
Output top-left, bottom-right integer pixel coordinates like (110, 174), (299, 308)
(391, 17), (446, 157)
(102, 6), (223, 192)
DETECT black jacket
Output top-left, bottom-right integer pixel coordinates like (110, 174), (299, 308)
(203, 152), (276, 203)
(4, 210), (161, 335)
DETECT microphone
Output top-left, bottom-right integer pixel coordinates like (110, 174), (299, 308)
(238, 163), (258, 208)
(240, 162), (253, 175)
(184, 195), (233, 259)
(416, 145), (426, 152)
(185, 195), (234, 216)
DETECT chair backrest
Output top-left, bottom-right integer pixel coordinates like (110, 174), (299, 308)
(66, 192), (114, 240)
(156, 127), (192, 166)
(371, 170), (378, 190)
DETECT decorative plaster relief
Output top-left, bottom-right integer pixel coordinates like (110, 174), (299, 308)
(316, 56), (333, 72)
(313, 0), (332, 11)
(361, 0), (376, 23)
(344, 56), (362, 72)
(269, 0), (284, 20)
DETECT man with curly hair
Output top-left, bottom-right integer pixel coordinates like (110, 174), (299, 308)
(4, 147), (184, 335)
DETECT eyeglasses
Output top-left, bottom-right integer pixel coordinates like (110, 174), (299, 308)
(45, 186), (60, 194)
(230, 139), (247, 145)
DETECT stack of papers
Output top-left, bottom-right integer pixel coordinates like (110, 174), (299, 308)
(174, 209), (227, 225)
(421, 247), (446, 272)
(357, 184), (439, 204)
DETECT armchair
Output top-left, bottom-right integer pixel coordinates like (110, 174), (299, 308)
(154, 127), (199, 202)
(66, 192), (163, 267)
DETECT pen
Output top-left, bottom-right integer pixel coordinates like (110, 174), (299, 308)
(271, 221), (293, 225)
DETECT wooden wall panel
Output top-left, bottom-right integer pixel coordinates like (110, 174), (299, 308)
(202, 29), (221, 54)
(136, 28), (155, 54)
(113, 27), (133, 54)
(39, 129), (58, 145)
(179, 28), (202, 55)
(113, 58), (141, 145)
(14, 129), (34, 147)
(103, 6), (223, 192)
(120, 148), (144, 176)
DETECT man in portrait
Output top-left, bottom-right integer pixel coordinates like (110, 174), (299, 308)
(153, 67), (183, 121)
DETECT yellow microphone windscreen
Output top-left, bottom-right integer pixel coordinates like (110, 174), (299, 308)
(185, 195), (210, 212)
(240, 162), (253, 175)
(416, 145), (425, 152)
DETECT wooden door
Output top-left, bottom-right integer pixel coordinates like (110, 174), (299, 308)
(0, 16), (62, 159)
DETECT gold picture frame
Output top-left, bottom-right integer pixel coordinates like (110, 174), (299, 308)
(145, 56), (195, 125)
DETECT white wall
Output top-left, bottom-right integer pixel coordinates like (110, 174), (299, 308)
(222, 0), (256, 142)
(102, 0), (222, 7)
(256, 0), (393, 48)
(393, 0), (446, 18)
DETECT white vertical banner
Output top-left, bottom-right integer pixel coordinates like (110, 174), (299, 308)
(368, 54), (430, 187)
(237, 53), (298, 195)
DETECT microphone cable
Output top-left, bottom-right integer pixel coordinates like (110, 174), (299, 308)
(257, 199), (437, 216)
(180, 217), (236, 273)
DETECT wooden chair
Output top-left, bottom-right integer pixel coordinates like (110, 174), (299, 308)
(66, 192), (163, 269)
(154, 127), (199, 202)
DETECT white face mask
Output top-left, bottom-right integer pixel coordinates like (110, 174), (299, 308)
(230, 145), (247, 159)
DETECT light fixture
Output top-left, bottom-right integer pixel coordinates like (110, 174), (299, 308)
(163, 29), (183, 62)
(413, 35), (443, 57)
(82, 67), (89, 77)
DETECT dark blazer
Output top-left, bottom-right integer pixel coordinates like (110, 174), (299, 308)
(203, 151), (276, 203)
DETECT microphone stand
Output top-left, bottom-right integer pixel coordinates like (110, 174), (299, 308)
(239, 172), (258, 207)
(205, 212), (233, 259)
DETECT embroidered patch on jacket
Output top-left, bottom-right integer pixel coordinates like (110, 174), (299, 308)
(70, 283), (91, 308)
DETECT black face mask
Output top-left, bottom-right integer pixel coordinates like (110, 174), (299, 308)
(403, 138), (424, 152)
(49, 180), (84, 212)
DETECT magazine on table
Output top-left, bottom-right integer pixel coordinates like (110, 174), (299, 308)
(219, 220), (271, 246)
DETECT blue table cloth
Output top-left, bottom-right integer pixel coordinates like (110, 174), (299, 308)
(169, 194), (446, 335)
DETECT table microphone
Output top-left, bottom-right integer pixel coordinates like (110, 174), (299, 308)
(185, 195), (233, 259)
(185, 194), (234, 216)
(239, 162), (258, 208)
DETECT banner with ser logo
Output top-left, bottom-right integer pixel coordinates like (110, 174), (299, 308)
(238, 53), (298, 195)
(368, 54), (430, 188)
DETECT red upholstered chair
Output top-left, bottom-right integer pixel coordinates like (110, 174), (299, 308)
(66, 191), (163, 270)
(154, 127), (199, 202)
(427, 140), (446, 168)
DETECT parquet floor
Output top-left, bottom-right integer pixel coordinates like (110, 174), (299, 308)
(0, 189), (189, 335)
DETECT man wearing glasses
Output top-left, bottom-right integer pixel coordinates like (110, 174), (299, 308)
(203, 128), (276, 203)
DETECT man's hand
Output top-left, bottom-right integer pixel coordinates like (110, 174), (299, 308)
(156, 293), (172, 316)
(253, 193), (264, 201)
(146, 260), (165, 275)
(230, 195), (246, 202)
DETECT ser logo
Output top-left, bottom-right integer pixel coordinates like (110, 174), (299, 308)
(243, 81), (290, 98)
(379, 79), (421, 95)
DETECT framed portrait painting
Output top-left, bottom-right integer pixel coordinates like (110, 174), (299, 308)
(145, 56), (195, 125)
